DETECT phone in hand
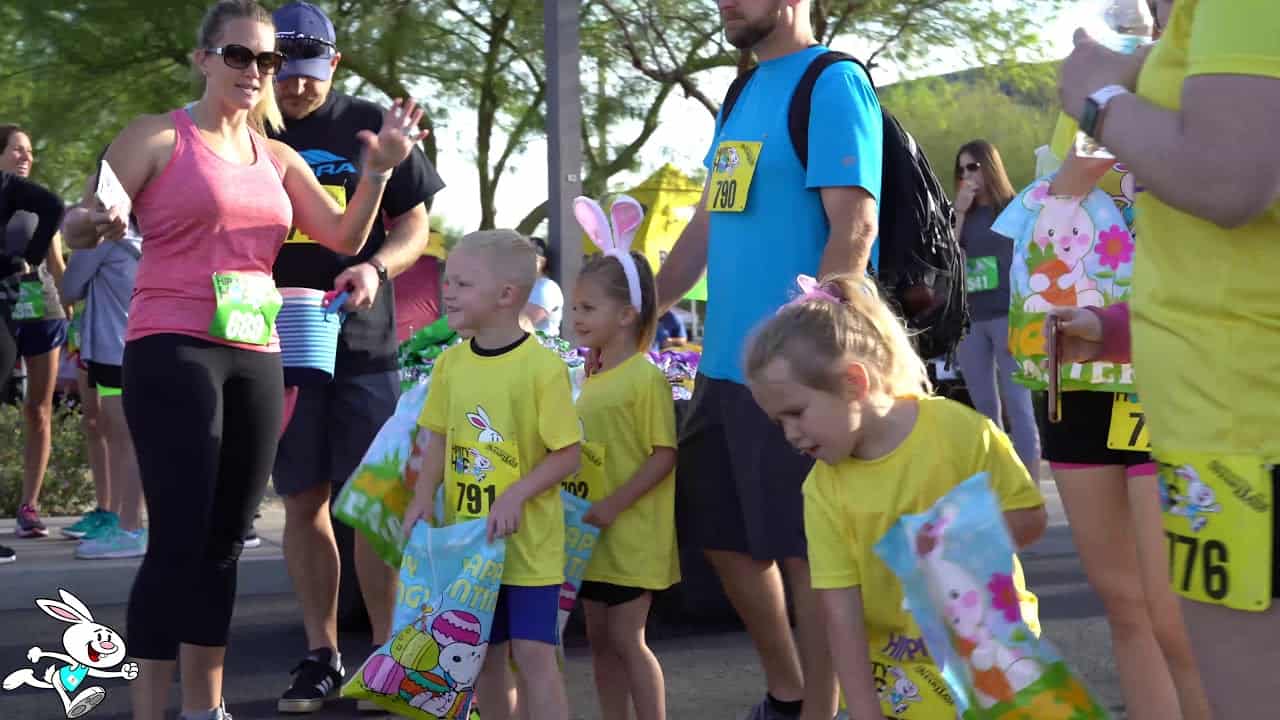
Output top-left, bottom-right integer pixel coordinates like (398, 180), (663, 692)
(1047, 316), (1062, 423)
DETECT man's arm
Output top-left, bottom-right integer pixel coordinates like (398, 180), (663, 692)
(817, 186), (878, 279)
(655, 180), (712, 314)
(375, 204), (431, 277)
(333, 203), (430, 311)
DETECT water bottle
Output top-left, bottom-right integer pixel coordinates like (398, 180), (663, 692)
(1074, 0), (1153, 159)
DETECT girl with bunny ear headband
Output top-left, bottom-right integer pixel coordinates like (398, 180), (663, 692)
(574, 195), (645, 311)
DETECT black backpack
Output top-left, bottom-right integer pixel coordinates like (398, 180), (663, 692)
(720, 50), (969, 361)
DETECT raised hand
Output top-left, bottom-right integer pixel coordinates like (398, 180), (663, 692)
(358, 99), (430, 176)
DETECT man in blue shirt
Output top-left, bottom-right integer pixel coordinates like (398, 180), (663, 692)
(656, 2), (882, 719)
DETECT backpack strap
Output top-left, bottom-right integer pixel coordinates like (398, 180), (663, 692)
(787, 50), (875, 170)
(719, 66), (760, 130)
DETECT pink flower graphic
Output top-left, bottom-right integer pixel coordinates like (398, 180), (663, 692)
(987, 572), (1021, 623)
(1095, 224), (1134, 271)
(1029, 182), (1050, 203)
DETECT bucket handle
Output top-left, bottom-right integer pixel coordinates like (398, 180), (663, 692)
(322, 289), (351, 322)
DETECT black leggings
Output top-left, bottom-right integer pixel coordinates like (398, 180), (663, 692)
(123, 333), (283, 660)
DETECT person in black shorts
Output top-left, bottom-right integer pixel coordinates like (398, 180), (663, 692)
(0, 168), (64, 564)
(268, 3), (445, 713)
(653, 2), (884, 718)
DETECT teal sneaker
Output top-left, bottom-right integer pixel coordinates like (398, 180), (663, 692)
(62, 509), (112, 540)
(81, 512), (121, 541)
(75, 527), (146, 560)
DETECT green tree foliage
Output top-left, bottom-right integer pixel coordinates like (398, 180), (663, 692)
(2, 0), (1065, 223)
(880, 62), (1060, 194)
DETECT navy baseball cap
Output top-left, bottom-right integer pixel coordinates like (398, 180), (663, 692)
(273, 1), (338, 81)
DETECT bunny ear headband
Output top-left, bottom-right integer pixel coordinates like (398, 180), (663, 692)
(574, 194), (645, 310)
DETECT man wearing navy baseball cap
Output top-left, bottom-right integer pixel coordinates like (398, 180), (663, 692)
(268, 2), (446, 714)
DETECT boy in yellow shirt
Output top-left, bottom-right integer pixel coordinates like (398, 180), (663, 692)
(403, 229), (582, 720)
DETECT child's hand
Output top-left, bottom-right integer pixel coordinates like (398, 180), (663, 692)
(583, 498), (619, 529)
(402, 488), (435, 539)
(486, 490), (523, 542)
(1044, 306), (1104, 364)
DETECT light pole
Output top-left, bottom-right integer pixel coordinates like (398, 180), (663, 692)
(544, 0), (584, 333)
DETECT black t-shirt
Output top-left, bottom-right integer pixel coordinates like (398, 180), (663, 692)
(270, 92), (445, 375)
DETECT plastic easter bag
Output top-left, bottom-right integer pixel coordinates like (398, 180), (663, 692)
(993, 177), (1137, 393)
(875, 473), (1110, 720)
(333, 379), (432, 567)
(557, 490), (601, 647)
(343, 519), (505, 718)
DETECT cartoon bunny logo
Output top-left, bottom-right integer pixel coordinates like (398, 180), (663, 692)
(918, 508), (1042, 709)
(713, 146), (740, 174)
(878, 666), (922, 715)
(3, 588), (138, 718)
(1166, 466), (1221, 533)
(452, 447), (493, 483)
(1020, 182), (1105, 312)
(466, 406), (503, 443)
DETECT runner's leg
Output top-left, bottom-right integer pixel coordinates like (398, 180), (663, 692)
(20, 342), (57, 508)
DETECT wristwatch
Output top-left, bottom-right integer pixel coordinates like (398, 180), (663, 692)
(1080, 85), (1130, 140)
(368, 256), (389, 286)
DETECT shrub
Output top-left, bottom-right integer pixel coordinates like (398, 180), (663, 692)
(0, 403), (95, 517)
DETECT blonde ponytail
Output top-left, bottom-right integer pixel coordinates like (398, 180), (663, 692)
(744, 274), (931, 398)
(250, 89), (283, 135)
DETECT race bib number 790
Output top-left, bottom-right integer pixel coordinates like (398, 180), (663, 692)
(706, 140), (762, 213)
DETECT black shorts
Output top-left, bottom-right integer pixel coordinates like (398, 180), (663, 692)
(1037, 390), (1153, 468)
(86, 361), (123, 391)
(578, 581), (649, 607)
(677, 374), (812, 562)
(272, 370), (400, 497)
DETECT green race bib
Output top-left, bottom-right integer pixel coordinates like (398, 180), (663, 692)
(209, 272), (282, 346)
(965, 256), (999, 294)
(12, 280), (45, 320)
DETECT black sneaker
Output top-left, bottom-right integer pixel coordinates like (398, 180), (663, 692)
(278, 649), (344, 714)
(0, 544), (14, 564)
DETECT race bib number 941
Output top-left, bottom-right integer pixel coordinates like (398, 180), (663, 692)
(1160, 454), (1274, 611)
(706, 140), (762, 213)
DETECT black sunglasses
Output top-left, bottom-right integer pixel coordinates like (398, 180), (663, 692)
(960, 161), (982, 174)
(207, 44), (286, 75)
(276, 32), (336, 61)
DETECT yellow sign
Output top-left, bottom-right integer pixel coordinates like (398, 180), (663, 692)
(1106, 393), (1151, 451)
(285, 184), (347, 244)
(705, 140), (762, 213)
(582, 164), (707, 301)
(1160, 454), (1273, 611)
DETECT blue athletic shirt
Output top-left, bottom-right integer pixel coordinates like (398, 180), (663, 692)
(700, 45), (883, 383)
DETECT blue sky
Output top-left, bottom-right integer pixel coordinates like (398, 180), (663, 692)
(427, 1), (1112, 232)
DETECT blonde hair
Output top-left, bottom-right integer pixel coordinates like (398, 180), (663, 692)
(197, 0), (283, 134)
(578, 250), (658, 352)
(745, 274), (932, 398)
(453, 229), (538, 303)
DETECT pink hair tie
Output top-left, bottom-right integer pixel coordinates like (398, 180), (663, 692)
(780, 275), (840, 312)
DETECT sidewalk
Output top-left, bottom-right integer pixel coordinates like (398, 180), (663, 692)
(0, 504), (293, 612)
(0, 468), (1072, 613)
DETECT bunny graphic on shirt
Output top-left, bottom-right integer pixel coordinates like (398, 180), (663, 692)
(465, 406), (503, 443)
(877, 666), (922, 715)
(3, 589), (138, 718)
(1020, 182), (1105, 313)
(918, 508), (1043, 709)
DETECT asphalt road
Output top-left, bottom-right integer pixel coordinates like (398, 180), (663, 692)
(0, 525), (1124, 720)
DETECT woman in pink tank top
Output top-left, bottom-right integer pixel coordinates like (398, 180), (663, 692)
(59, 2), (427, 718)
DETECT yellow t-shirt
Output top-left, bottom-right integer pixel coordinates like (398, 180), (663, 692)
(575, 354), (680, 590)
(419, 336), (582, 586)
(805, 396), (1045, 638)
(1131, 0), (1280, 456)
